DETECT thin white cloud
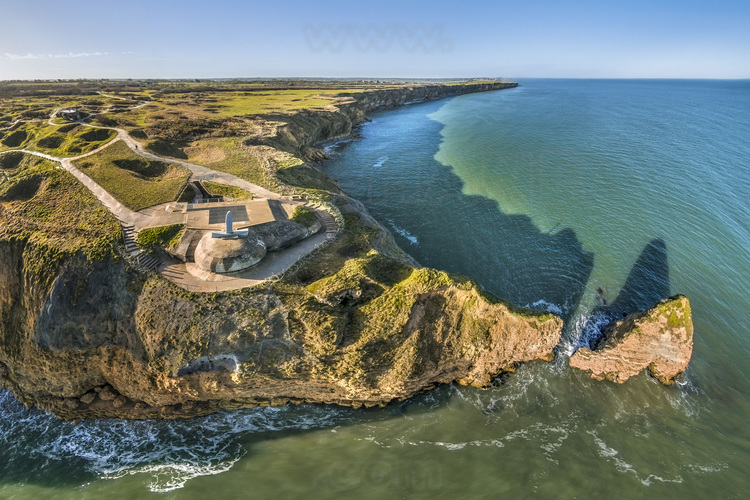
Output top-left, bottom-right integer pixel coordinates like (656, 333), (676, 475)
(1, 51), (108, 60)
(1, 53), (42, 60)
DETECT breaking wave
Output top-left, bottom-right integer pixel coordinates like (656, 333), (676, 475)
(525, 299), (564, 316)
(372, 155), (389, 169)
(386, 218), (418, 244)
(0, 390), (351, 492)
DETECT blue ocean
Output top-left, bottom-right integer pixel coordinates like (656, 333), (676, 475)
(2, 79), (749, 498)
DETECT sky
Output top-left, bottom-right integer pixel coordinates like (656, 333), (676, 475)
(0, 0), (749, 80)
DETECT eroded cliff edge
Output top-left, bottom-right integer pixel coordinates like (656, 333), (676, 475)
(0, 82), (571, 420)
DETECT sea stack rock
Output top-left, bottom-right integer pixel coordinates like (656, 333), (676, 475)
(570, 295), (693, 385)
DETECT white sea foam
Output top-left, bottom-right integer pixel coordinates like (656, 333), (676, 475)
(386, 218), (418, 244)
(560, 309), (613, 357)
(322, 137), (353, 155)
(372, 155), (389, 169)
(588, 430), (683, 486)
(526, 299), (564, 316)
(106, 454), (246, 493)
(687, 463), (729, 474)
(404, 439), (504, 451)
(0, 390), (350, 492)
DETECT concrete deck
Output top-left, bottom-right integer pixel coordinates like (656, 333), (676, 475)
(185, 199), (276, 230)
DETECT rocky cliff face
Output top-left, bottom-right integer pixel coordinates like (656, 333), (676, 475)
(0, 236), (562, 420)
(257, 82), (517, 161)
(569, 295), (693, 384)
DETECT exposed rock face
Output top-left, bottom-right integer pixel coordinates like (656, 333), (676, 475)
(570, 295), (693, 384)
(0, 235), (562, 420)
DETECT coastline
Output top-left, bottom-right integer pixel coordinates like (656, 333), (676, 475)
(0, 81), (568, 421)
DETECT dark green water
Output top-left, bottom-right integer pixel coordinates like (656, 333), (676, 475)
(2, 79), (750, 498)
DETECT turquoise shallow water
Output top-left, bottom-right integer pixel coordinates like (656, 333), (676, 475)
(2, 79), (750, 498)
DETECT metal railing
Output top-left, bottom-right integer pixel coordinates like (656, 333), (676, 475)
(192, 196), (234, 204)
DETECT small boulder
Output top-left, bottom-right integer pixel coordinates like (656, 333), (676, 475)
(80, 392), (96, 405)
(112, 395), (128, 408)
(570, 295), (693, 385)
(99, 385), (118, 401)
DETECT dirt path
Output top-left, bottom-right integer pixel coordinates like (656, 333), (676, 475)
(109, 127), (279, 199)
(1, 107), (340, 290)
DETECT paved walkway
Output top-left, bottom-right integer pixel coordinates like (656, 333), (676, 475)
(109, 127), (278, 200)
(0, 108), (340, 291)
(160, 228), (331, 292)
(158, 204), (340, 291)
(1, 148), (153, 228)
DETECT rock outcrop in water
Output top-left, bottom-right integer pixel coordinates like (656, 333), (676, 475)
(569, 295), (693, 384)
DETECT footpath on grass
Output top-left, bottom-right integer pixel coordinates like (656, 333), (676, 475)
(0, 106), (340, 290)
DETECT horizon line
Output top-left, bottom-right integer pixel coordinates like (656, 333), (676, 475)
(2, 76), (750, 83)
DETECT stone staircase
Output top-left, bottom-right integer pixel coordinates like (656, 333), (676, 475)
(317, 210), (339, 240)
(121, 224), (161, 271)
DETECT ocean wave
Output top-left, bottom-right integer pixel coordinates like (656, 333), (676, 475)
(385, 218), (418, 244)
(322, 137), (353, 155)
(0, 390), (351, 492)
(525, 299), (564, 316)
(587, 430), (683, 486)
(383, 418), (577, 466)
(372, 155), (388, 169)
(560, 308), (613, 357)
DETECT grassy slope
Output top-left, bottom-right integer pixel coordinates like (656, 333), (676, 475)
(73, 140), (190, 211)
(201, 180), (253, 200)
(0, 152), (121, 261)
(0, 122), (116, 157)
(136, 224), (184, 252)
(183, 137), (272, 187)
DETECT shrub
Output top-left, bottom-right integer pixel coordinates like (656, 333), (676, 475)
(136, 224), (184, 251)
(290, 205), (318, 228)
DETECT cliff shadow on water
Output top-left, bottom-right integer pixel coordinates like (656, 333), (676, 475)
(608, 238), (670, 315)
(324, 99), (676, 356)
(579, 238), (671, 349)
(323, 99), (595, 325)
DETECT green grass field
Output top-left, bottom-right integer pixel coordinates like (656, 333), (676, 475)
(0, 122), (117, 157)
(178, 137), (273, 187)
(0, 152), (121, 260)
(201, 180), (253, 201)
(108, 86), (377, 130)
(74, 140), (191, 211)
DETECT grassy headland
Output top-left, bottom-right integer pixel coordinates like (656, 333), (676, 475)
(0, 78), (547, 420)
(73, 140), (190, 211)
